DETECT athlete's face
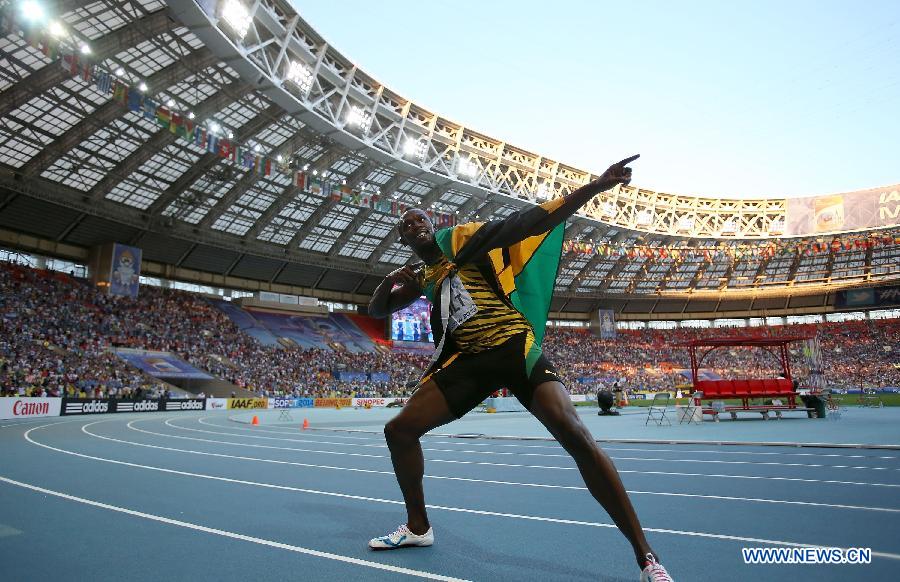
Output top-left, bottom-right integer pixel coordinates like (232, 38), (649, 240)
(398, 209), (435, 249)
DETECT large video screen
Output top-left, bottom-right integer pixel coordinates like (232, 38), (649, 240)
(390, 297), (433, 343)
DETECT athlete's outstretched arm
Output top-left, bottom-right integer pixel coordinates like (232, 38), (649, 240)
(368, 266), (422, 318)
(453, 155), (638, 261)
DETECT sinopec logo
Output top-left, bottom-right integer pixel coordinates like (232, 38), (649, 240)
(13, 400), (50, 416)
(272, 398), (294, 409)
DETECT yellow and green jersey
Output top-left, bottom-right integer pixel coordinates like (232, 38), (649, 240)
(418, 196), (568, 377)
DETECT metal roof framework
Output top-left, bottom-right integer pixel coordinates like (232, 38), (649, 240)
(0, 0), (897, 304)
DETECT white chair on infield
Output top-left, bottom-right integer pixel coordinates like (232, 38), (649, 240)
(645, 392), (671, 426)
(678, 391), (703, 425)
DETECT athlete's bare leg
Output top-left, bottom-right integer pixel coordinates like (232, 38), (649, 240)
(383, 380), (457, 535)
(529, 381), (657, 569)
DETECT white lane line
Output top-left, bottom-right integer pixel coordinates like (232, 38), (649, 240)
(197, 417), (900, 461)
(126, 419), (900, 488)
(167, 419), (899, 472)
(305, 426), (900, 451)
(21, 422), (900, 562)
(0, 474), (468, 581)
(74, 421), (900, 514)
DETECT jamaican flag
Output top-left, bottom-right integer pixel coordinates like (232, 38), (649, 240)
(424, 197), (568, 349)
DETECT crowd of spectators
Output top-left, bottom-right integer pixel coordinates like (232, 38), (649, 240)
(541, 319), (900, 393)
(1, 260), (897, 400)
(0, 262), (427, 399)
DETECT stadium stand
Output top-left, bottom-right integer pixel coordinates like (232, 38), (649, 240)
(2, 260), (897, 400)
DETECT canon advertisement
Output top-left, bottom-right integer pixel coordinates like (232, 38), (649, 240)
(0, 397), (63, 420)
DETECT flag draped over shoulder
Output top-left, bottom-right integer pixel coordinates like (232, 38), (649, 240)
(429, 202), (565, 347)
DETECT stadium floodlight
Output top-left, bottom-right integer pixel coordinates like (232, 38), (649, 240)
(677, 216), (695, 232)
(115, 68), (125, 77)
(345, 105), (372, 132)
(221, 0), (252, 40)
(721, 218), (737, 235)
(208, 121), (220, 134)
(636, 209), (653, 226)
(601, 200), (616, 218)
(768, 218), (785, 235)
(80, 43), (91, 55)
(536, 182), (551, 201)
(402, 137), (428, 161)
(138, 82), (148, 92)
(456, 157), (478, 179)
(20, 1), (45, 23)
(287, 60), (314, 96)
(48, 21), (65, 37)
(227, 131), (234, 139)
(188, 111), (195, 120)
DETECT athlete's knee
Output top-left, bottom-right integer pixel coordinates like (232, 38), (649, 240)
(556, 419), (596, 458)
(384, 416), (420, 444)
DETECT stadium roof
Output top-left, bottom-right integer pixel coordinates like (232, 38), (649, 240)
(0, 0), (897, 303)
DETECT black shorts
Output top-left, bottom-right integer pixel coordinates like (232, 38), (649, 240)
(428, 332), (561, 418)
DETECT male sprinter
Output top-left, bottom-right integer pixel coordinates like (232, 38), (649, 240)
(367, 155), (673, 581)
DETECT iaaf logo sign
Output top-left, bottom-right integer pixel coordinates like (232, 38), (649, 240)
(116, 400), (159, 413)
(165, 399), (205, 411)
(63, 400), (110, 415)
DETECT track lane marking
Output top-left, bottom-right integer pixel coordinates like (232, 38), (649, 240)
(0, 474), (468, 581)
(20, 421), (900, 562)
(68, 420), (900, 514)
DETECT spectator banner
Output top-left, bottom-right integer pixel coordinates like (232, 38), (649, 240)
(333, 371), (368, 382)
(109, 243), (142, 298)
(115, 348), (213, 379)
(597, 309), (617, 339)
(115, 399), (161, 413)
(163, 398), (206, 412)
(0, 397), (62, 420)
(835, 285), (900, 308)
(785, 184), (900, 236)
(314, 398), (352, 408)
(369, 372), (391, 383)
(206, 398), (228, 410)
(296, 398), (315, 408)
(62, 398), (114, 415)
(227, 398), (268, 409)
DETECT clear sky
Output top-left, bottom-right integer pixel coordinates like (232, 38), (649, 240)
(292, 0), (899, 199)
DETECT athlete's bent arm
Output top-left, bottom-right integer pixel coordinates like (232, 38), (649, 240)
(368, 266), (422, 318)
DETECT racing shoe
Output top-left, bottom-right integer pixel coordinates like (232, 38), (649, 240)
(640, 553), (673, 582)
(368, 524), (434, 550)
